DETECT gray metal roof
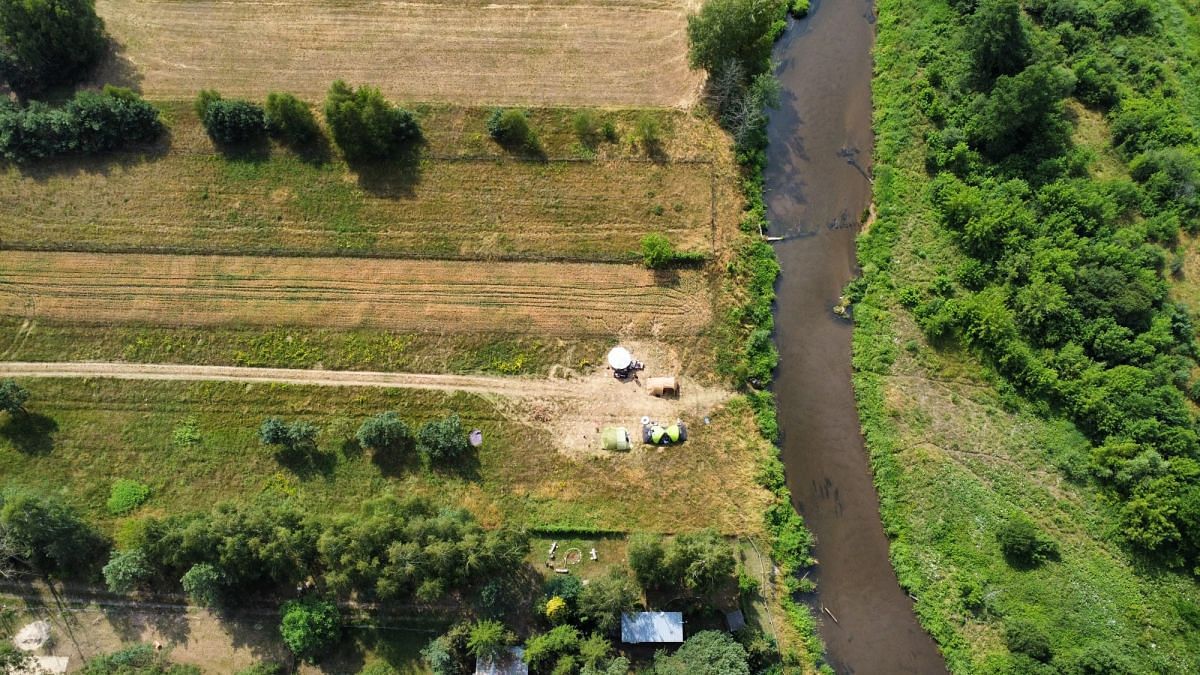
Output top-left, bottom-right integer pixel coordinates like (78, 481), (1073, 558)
(476, 647), (528, 675)
(621, 611), (684, 643)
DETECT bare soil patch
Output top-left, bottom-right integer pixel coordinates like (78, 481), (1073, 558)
(95, 0), (704, 107)
(0, 251), (712, 337)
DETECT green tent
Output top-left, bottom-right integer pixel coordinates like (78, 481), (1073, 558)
(602, 427), (632, 451)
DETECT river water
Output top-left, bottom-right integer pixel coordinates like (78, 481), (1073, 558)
(764, 0), (948, 672)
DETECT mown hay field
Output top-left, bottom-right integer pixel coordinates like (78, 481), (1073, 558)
(1, 105), (730, 260)
(0, 250), (713, 336)
(94, 0), (704, 107)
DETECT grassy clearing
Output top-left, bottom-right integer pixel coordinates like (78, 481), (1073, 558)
(0, 378), (775, 537)
(0, 321), (613, 376)
(0, 103), (732, 261)
(860, 0), (1200, 669)
(93, 0), (702, 107)
(0, 250), (714, 338)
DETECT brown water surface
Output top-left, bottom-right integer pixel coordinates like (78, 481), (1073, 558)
(765, 1), (948, 672)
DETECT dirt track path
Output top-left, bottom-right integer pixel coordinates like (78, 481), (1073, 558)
(0, 361), (579, 397)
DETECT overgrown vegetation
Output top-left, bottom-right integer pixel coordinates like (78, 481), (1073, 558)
(324, 80), (421, 161)
(0, 87), (162, 162)
(858, 0), (1200, 667)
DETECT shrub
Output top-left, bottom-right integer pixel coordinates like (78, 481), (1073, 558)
(652, 631), (750, 674)
(79, 645), (199, 675)
(280, 597), (341, 662)
(356, 412), (413, 453)
(0, 0), (106, 94)
(997, 513), (1059, 567)
(641, 233), (675, 268)
(487, 108), (539, 153)
(102, 548), (153, 593)
(417, 414), (470, 463)
(467, 620), (508, 660)
(202, 99), (267, 146)
(235, 664), (285, 675)
(181, 562), (225, 607)
(572, 111), (601, 147)
(107, 479), (151, 515)
(324, 80), (421, 161)
(627, 533), (667, 588)
(0, 90), (162, 162)
(523, 625), (581, 669)
(663, 529), (736, 594)
(0, 379), (29, 414)
(1004, 619), (1052, 662)
(259, 417), (319, 453)
(194, 89), (222, 119)
(633, 113), (662, 152)
(265, 92), (320, 146)
(686, 0), (782, 77)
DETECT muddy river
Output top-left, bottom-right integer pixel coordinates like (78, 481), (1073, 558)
(765, 0), (948, 672)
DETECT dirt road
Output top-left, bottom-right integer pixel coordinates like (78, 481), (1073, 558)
(0, 357), (731, 454)
(0, 361), (580, 397)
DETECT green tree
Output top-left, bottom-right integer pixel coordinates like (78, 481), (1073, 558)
(107, 479), (151, 515)
(356, 412), (413, 453)
(641, 233), (676, 269)
(572, 110), (601, 147)
(202, 99), (267, 146)
(0, 0), (106, 93)
(259, 417), (290, 445)
(103, 548), (154, 593)
(686, 0), (782, 77)
(1004, 618), (1052, 662)
(422, 624), (472, 675)
(577, 569), (639, 635)
(0, 489), (107, 578)
(577, 633), (613, 668)
(653, 631), (750, 675)
(417, 414), (470, 463)
(181, 562), (225, 607)
(280, 597), (341, 663)
(633, 112), (661, 153)
(324, 80), (421, 161)
(664, 529), (735, 594)
(627, 532), (667, 588)
(265, 92), (320, 146)
(467, 620), (508, 660)
(523, 625), (581, 669)
(967, 0), (1031, 81)
(0, 379), (29, 415)
(195, 89), (222, 119)
(486, 108), (540, 153)
(997, 513), (1059, 567)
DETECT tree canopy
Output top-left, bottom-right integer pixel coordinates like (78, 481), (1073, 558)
(0, 0), (107, 94)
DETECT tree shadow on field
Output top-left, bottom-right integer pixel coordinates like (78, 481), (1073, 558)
(350, 144), (424, 199)
(5, 130), (174, 182)
(652, 268), (681, 287)
(0, 412), (57, 456)
(275, 445), (337, 479)
(88, 37), (145, 94)
(371, 446), (421, 478)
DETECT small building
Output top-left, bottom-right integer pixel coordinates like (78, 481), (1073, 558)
(621, 611), (684, 644)
(601, 427), (631, 451)
(725, 609), (746, 633)
(476, 647), (528, 675)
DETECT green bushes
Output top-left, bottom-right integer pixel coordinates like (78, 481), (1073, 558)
(0, 0), (107, 94)
(355, 411), (413, 454)
(1003, 619), (1053, 662)
(80, 645), (199, 675)
(325, 80), (421, 161)
(487, 108), (540, 153)
(107, 479), (151, 515)
(280, 597), (341, 663)
(0, 489), (107, 579)
(686, 0), (783, 78)
(181, 562), (225, 607)
(640, 233), (705, 268)
(0, 379), (29, 415)
(627, 530), (735, 594)
(102, 548), (153, 593)
(265, 92), (320, 146)
(417, 413), (471, 463)
(997, 514), (1060, 568)
(199, 96), (267, 146)
(0, 88), (162, 162)
(259, 417), (319, 456)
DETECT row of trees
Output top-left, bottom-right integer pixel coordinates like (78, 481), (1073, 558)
(101, 495), (527, 607)
(0, 86), (162, 162)
(258, 411), (472, 465)
(196, 82), (421, 161)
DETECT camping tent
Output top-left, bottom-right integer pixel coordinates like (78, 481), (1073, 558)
(601, 427), (631, 451)
(646, 377), (679, 397)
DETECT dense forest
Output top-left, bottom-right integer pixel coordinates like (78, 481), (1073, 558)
(859, 0), (1200, 669)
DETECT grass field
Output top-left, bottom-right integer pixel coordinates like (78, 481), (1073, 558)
(0, 104), (732, 261)
(94, 0), (704, 107)
(0, 251), (713, 337)
(0, 378), (772, 536)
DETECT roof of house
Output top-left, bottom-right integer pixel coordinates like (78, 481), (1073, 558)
(476, 647), (528, 675)
(621, 611), (684, 643)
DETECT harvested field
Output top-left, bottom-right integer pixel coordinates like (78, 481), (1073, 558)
(0, 251), (712, 336)
(0, 106), (724, 260)
(95, 0), (704, 107)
